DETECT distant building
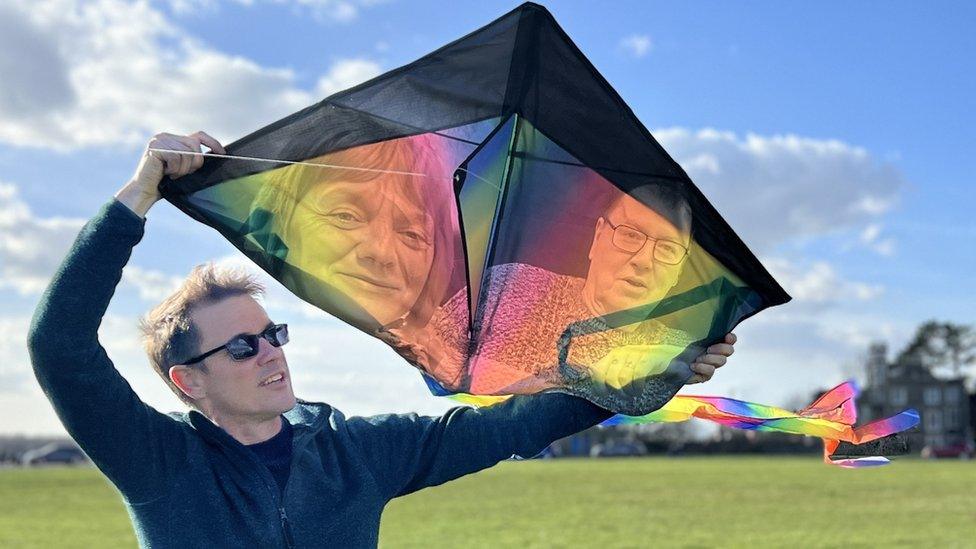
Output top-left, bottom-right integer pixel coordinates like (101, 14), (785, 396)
(860, 343), (973, 453)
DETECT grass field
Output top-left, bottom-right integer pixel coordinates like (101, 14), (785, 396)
(1, 457), (973, 548)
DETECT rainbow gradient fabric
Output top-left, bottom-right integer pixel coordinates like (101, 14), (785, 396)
(160, 3), (917, 463)
(604, 381), (920, 467)
(441, 380), (919, 467)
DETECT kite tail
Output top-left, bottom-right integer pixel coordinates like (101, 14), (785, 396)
(439, 378), (920, 467)
(605, 380), (920, 467)
(823, 407), (921, 468)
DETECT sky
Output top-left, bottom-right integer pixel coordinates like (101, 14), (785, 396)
(1, 0), (973, 435)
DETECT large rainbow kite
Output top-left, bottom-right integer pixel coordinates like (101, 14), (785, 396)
(161, 3), (917, 465)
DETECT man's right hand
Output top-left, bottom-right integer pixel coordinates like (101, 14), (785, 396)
(116, 131), (226, 218)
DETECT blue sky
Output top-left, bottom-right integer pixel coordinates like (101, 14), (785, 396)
(1, 0), (973, 435)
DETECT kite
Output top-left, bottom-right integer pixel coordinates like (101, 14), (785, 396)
(159, 2), (917, 464)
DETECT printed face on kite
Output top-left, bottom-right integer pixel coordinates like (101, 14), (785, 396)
(287, 175), (436, 325)
(265, 134), (459, 328)
(583, 191), (691, 317)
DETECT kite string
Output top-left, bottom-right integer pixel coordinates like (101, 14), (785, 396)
(147, 148), (504, 191)
(147, 148), (430, 178)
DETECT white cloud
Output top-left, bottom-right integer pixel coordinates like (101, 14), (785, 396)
(315, 59), (383, 97)
(620, 34), (653, 58)
(858, 223), (896, 256)
(656, 128), (905, 253)
(860, 223), (881, 243)
(0, 182), (86, 294)
(164, 0), (384, 23)
(122, 265), (184, 302)
(294, 0), (358, 23)
(870, 239), (896, 256)
(0, 0), (381, 150)
(0, 3), (75, 119)
(816, 318), (901, 351)
(763, 257), (883, 304)
(164, 0), (220, 16)
(117, 255), (327, 323)
(0, 316), (33, 394)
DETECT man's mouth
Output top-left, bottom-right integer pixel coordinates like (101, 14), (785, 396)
(259, 372), (287, 387)
(620, 276), (648, 289)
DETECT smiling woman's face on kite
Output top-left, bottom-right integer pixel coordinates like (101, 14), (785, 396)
(252, 133), (462, 330)
(583, 191), (691, 317)
(287, 176), (436, 325)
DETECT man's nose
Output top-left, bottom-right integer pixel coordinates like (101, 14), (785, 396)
(255, 335), (283, 363)
(628, 240), (656, 271)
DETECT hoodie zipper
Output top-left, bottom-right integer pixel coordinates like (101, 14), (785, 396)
(261, 478), (295, 549)
(278, 506), (296, 549)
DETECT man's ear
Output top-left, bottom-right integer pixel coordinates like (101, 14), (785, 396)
(588, 217), (606, 262)
(170, 365), (206, 400)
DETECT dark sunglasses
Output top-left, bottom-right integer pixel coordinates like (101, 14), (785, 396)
(183, 323), (289, 365)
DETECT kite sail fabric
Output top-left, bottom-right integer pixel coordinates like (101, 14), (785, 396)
(159, 0), (917, 461)
(442, 380), (920, 467)
(162, 2), (789, 417)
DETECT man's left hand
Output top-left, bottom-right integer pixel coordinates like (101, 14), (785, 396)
(687, 332), (736, 384)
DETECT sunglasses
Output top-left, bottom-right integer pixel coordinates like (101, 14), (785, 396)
(183, 323), (289, 365)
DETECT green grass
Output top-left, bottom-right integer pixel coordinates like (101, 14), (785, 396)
(2, 458), (974, 548)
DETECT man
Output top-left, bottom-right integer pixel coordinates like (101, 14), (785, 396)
(29, 131), (735, 548)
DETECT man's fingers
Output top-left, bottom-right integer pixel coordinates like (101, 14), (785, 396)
(148, 132), (224, 179)
(177, 135), (205, 177)
(706, 342), (734, 357)
(163, 135), (191, 177)
(691, 362), (716, 378)
(686, 333), (735, 386)
(178, 147), (192, 178)
(192, 131), (226, 155)
(185, 135), (204, 172)
(696, 354), (727, 368)
(688, 362), (716, 385)
(147, 133), (181, 175)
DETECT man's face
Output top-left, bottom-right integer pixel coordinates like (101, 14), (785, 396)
(286, 178), (435, 325)
(189, 294), (296, 421)
(583, 194), (689, 316)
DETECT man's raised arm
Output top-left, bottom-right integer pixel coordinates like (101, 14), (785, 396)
(27, 132), (224, 503)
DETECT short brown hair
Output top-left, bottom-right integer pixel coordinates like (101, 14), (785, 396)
(139, 264), (265, 408)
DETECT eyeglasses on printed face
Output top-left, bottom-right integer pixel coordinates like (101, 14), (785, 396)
(183, 323), (289, 365)
(602, 217), (689, 265)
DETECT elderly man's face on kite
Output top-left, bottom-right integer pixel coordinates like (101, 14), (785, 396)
(286, 176), (436, 325)
(584, 192), (690, 316)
